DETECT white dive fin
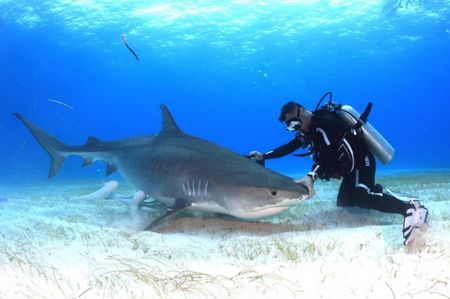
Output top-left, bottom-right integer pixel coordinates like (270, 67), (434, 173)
(403, 206), (417, 245)
(402, 200), (429, 246)
(410, 199), (429, 228)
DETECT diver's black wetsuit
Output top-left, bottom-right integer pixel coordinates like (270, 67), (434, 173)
(264, 110), (411, 216)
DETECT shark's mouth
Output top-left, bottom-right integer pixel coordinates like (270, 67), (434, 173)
(261, 195), (309, 209)
(241, 195), (309, 219)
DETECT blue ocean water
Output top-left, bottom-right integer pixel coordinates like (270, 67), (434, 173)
(0, 0), (449, 184)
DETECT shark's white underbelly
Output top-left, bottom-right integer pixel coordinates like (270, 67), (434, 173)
(189, 202), (290, 219)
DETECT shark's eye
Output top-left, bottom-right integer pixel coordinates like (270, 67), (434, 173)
(271, 191), (278, 196)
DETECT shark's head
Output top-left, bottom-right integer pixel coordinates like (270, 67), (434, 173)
(196, 160), (310, 219)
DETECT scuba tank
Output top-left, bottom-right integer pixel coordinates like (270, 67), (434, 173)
(337, 105), (395, 164)
(315, 92), (395, 165)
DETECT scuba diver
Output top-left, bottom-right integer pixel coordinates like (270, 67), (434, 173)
(249, 92), (428, 245)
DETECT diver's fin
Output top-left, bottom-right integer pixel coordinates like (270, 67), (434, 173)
(14, 113), (67, 178)
(106, 162), (118, 176)
(403, 207), (417, 245)
(145, 198), (191, 230)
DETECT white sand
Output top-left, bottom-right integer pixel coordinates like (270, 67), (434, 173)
(0, 172), (449, 299)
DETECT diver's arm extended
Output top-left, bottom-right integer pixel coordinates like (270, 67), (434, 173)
(263, 136), (307, 159)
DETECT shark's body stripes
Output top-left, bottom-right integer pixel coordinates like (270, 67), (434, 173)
(182, 179), (209, 198)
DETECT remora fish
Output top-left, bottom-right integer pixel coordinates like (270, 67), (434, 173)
(70, 180), (119, 201)
(15, 105), (309, 228)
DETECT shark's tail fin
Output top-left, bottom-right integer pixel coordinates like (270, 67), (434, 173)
(14, 113), (67, 178)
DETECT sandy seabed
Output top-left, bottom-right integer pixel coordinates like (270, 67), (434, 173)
(0, 171), (449, 299)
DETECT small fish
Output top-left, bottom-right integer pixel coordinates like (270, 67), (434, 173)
(122, 34), (140, 61)
(48, 98), (74, 110)
(0, 197), (8, 203)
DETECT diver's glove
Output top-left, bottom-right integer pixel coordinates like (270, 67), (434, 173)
(248, 150), (264, 161)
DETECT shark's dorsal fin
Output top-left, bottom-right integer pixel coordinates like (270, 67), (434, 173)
(85, 136), (102, 146)
(159, 104), (183, 135)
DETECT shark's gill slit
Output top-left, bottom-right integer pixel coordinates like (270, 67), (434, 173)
(204, 181), (209, 196)
(182, 182), (187, 195)
(187, 181), (191, 196)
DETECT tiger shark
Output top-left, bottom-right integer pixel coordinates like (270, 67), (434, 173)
(15, 105), (309, 228)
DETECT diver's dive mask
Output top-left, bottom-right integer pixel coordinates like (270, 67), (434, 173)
(286, 119), (302, 131)
(285, 105), (303, 131)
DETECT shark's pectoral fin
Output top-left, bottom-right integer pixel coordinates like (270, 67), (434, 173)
(145, 198), (191, 230)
